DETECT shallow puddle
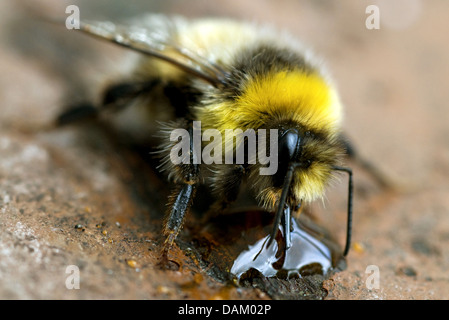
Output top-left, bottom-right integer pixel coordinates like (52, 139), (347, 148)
(192, 208), (345, 284)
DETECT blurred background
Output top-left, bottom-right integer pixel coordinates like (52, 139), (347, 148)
(0, 0), (448, 299)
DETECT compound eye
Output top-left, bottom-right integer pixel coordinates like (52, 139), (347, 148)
(278, 130), (300, 163)
(272, 129), (301, 187)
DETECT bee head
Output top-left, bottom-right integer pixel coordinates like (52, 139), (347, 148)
(273, 128), (303, 188)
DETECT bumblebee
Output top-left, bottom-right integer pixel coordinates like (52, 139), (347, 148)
(58, 15), (353, 258)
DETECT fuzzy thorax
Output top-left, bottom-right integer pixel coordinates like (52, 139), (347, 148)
(197, 69), (343, 136)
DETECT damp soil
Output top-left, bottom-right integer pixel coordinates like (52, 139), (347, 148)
(180, 206), (346, 299)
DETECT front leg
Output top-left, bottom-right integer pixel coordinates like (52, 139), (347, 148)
(208, 164), (246, 216)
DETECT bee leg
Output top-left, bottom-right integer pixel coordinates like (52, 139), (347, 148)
(281, 205), (292, 250)
(56, 79), (160, 126)
(101, 80), (160, 112)
(163, 182), (197, 251)
(56, 102), (99, 126)
(340, 134), (391, 189)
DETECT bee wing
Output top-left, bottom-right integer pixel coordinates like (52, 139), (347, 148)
(77, 17), (226, 87)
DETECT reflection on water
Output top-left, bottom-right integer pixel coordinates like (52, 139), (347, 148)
(195, 208), (344, 282)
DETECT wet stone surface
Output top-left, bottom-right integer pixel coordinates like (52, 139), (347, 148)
(181, 208), (346, 299)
